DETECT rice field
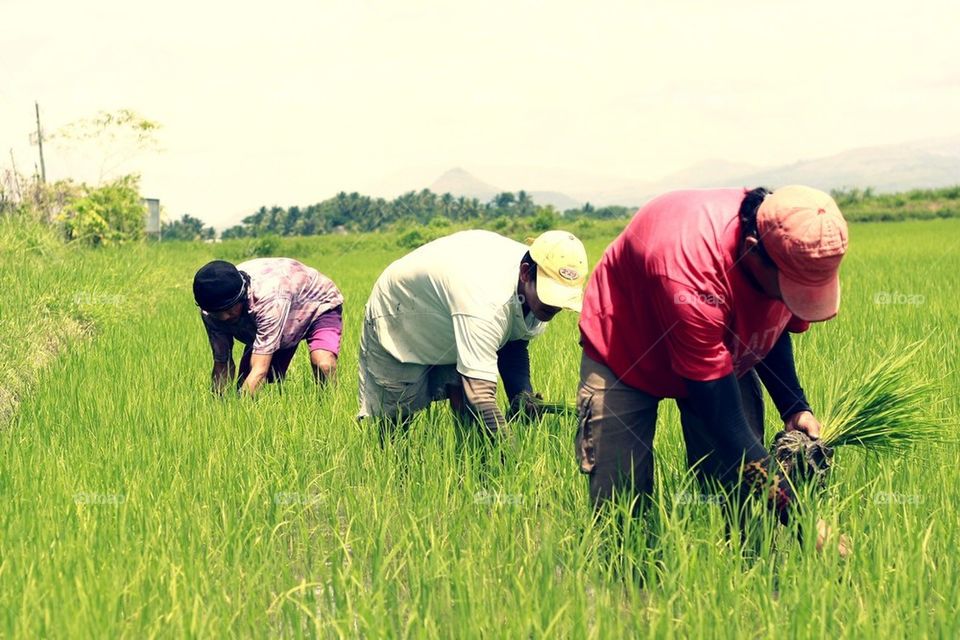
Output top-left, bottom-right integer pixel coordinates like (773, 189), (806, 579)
(0, 218), (958, 637)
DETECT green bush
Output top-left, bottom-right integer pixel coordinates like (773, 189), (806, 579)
(531, 207), (558, 232)
(243, 235), (281, 258)
(490, 216), (509, 231)
(397, 226), (429, 249)
(575, 218), (595, 234)
(396, 219), (461, 248)
(58, 175), (145, 246)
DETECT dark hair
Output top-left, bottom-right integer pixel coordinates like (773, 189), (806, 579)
(520, 251), (538, 283)
(739, 187), (775, 266)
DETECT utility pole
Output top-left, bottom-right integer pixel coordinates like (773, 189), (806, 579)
(35, 101), (46, 184)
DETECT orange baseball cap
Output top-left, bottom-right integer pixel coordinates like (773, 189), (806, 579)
(757, 185), (849, 322)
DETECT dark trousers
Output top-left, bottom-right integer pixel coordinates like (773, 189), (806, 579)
(575, 353), (766, 509)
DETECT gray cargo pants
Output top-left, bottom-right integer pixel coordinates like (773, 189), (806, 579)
(574, 352), (766, 509)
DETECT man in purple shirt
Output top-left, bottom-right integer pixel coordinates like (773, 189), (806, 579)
(193, 258), (344, 395)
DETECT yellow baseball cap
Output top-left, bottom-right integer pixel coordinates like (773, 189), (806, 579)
(528, 230), (589, 312)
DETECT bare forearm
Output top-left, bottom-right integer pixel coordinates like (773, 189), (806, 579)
(241, 353), (273, 396)
(241, 370), (268, 395)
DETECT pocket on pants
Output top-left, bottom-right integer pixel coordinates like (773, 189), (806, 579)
(575, 388), (596, 474)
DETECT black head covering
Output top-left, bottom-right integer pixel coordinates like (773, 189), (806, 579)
(193, 260), (247, 311)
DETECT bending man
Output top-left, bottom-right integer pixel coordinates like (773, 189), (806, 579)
(576, 186), (848, 522)
(359, 229), (588, 434)
(193, 258), (344, 395)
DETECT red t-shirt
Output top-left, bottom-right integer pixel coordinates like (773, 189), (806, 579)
(579, 188), (809, 398)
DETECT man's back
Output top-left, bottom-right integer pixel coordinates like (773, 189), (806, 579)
(365, 230), (540, 375)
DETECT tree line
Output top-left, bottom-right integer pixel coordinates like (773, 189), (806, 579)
(161, 214), (216, 241)
(218, 190), (633, 239)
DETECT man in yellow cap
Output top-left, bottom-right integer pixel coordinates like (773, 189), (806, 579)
(359, 229), (588, 435)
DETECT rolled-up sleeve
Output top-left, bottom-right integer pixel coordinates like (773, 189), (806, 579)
(251, 297), (292, 355)
(451, 313), (509, 383)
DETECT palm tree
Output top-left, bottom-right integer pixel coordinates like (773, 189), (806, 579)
(493, 192), (516, 213)
(516, 190), (535, 217)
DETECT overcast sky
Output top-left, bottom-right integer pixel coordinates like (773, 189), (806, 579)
(2, 0), (958, 227)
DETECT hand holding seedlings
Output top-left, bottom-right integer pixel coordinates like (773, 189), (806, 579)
(784, 410), (822, 439)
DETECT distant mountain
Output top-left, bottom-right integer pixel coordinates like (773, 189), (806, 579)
(583, 136), (960, 206)
(429, 168), (500, 202)
(569, 160), (760, 207)
(425, 136), (960, 212)
(655, 159), (760, 190)
(902, 134), (960, 158)
(428, 168), (582, 209)
(734, 138), (960, 194)
(528, 191), (582, 211)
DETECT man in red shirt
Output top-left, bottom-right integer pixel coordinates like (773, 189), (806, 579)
(576, 185), (848, 522)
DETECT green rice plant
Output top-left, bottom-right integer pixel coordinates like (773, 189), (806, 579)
(1, 219), (959, 637)
(818, 340), (943, 451)
(773, 340), (943, 485)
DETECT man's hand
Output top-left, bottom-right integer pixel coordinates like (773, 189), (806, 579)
(508, 391), (546, 421)
(241, 353), (273, 396)
(785, 410), (822, 439)
(816, 518), (852, 558)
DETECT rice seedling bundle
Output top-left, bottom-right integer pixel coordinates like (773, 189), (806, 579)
(773, 340), (942, 483)
(817, 341), (941, 451)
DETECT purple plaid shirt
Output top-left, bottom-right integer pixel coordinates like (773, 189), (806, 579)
(201, 258), (343, 361)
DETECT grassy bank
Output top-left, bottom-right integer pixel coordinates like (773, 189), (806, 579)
(0, 218), (135, 421)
